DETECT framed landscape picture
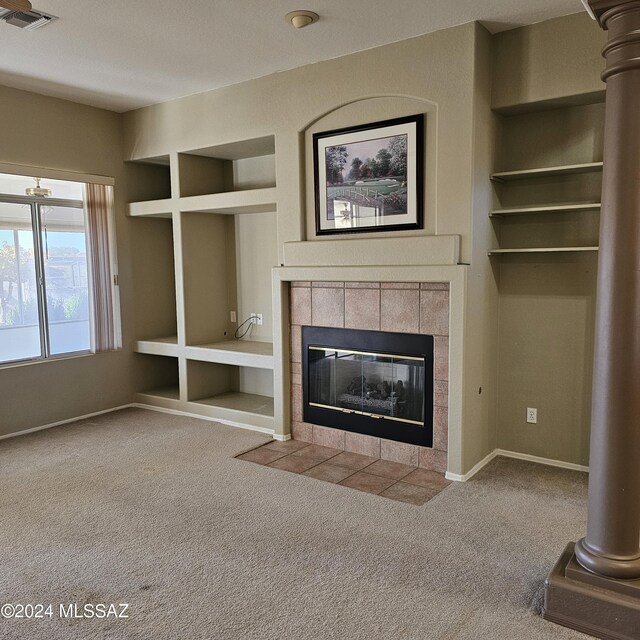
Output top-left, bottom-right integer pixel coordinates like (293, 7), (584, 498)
(313, 114), (424, 235)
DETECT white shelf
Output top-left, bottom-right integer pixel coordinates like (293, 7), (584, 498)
(491, 162), (603, 182)
(185, 340), (273, 369)
(135, 336), (179, 357)
(136, 386), (180, 402)
(134, 338), (274, 369)
(190, 392), (274, 429)
(134, 389), (275, 431)
(128, 199), (174, 218)
(490, 203), (601, 217)
(127, 188), (277, 217)
(489, 246), (599, 255)
(179, 187), (277, 215)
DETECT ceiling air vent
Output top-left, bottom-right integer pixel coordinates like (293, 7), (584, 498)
(1, 9), (57, 30)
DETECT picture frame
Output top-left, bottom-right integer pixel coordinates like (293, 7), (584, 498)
(313, 114), (424, 236)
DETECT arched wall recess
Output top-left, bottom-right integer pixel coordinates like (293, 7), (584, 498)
(302, 95), (438, 241)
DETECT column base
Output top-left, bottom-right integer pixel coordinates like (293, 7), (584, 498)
(543, 543), (640, 640)
(575, 538), (640, 579)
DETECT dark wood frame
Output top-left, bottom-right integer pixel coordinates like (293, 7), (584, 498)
(313, 114), (424, 236)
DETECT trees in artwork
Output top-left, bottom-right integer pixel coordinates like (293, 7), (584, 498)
(327, 134), (408, 186)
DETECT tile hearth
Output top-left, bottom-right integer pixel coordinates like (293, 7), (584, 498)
(237, 440), (451, 506)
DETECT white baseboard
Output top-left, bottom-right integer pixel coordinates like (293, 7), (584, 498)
(446, 448), (589, 483)
(0, 404), (134, 442)
(496, 448), (589, 473)
(446, 449), (499, 482)
(131, 403), (277, 438)
(0, 402), (286, 445)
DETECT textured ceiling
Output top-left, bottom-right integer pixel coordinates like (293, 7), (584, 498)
(0, 0), (585, 113)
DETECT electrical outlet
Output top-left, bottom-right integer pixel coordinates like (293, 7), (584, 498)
(249, 312), (262, 325)
(255, 313), (263, 326)
(230, 310), (237, 323)
(527, 407), (537, 424)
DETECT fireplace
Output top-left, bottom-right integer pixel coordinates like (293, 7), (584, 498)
(302, 326), (434, 447)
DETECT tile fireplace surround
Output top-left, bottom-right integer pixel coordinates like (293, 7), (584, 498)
(289, 281), (449, 473)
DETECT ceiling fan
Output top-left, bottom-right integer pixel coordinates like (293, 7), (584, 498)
(0, 0), (32, 11)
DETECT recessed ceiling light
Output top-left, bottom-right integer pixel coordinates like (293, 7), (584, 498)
(286, 10), (319, 29)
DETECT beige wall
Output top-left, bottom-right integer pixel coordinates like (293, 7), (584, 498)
(124, 23), (478, 262)
(492, 13), (605, 112)
(0, 12), (606, 471)
(496, 255), (596, 465)
(0, 85), (134, 436)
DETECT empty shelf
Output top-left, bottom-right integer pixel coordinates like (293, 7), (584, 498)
(489, 246), (599, 255)
(491, 162), (603, 182)
(178, 187), (277, 215)
(128, 199), (174, 218)
(193, 391), (273, 416)
(137, 385), (180, 401)
(490, 203), (601, 217)
(136, 336), (179, 357)
(185, 340), (273, 369)
(189, 392), (275, 429)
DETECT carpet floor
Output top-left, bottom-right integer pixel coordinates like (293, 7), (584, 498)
(0, 408), (590, 639)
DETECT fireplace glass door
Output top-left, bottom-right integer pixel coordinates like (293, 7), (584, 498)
(308, 347), (426, 426)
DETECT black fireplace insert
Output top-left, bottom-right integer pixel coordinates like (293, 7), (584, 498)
(302, 326), (434, 447)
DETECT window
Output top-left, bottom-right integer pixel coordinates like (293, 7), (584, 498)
(0, 173), (119, 365)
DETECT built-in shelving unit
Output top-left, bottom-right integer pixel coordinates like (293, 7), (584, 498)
(491, 100), (604, 462)
(489, 160), (603, 255)
(128, 136), (279, 434)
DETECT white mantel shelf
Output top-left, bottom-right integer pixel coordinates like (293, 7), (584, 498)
(283, 235), (461, 268)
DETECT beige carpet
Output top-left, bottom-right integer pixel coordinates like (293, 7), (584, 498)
(0, 408), (590, 639)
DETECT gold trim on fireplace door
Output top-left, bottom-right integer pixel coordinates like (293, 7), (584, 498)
(308, 346), (425, 362)
(308, 402), (424, 426)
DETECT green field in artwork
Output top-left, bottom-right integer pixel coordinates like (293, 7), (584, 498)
(326, 179), (403, 199)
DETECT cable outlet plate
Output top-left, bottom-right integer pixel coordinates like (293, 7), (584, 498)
(527, 407), (537, 424)
(249, 313), (263, 326)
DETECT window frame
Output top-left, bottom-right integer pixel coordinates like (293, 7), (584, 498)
(0, 192), (90, 366)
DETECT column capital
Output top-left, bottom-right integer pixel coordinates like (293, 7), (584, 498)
(586, 0), (640, 80)
(587, 0), (640, 27)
